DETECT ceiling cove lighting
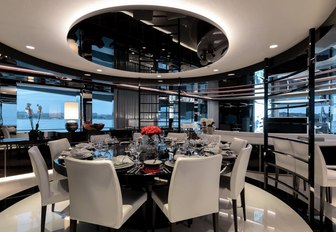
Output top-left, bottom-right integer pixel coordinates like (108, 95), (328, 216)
(269, 44), (278, 49)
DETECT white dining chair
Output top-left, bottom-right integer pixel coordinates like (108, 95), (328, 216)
(219, 144), (252, 232)
(315, 144), (336, 223)
(28, 146), (69, 232)
(291, 140), (308, 193)
(272, 138), (296, 189)
(89, 134), (111, 143)
(48, 138), (71, 181)
(151, 154), (222, 232)
(1, 126), (11, 138)
(229, 137), (247, 155)
(65, 157), (147, 231)
(166, 132), (188, 142)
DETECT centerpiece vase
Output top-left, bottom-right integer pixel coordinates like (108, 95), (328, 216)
(29, 130), (43, 141)
(207, 126), (214, 134)
(141, 134), (158, 160)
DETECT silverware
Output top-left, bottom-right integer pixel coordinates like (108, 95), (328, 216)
(127, 166), (137, 174)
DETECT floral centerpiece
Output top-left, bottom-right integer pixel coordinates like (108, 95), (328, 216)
(140, 126), (162, 160)
(200, 118), (215, 134)
(141, 125), (162, 136)
(25, 103), (43, 140)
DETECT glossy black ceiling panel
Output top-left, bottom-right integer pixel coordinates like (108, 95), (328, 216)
(68, 10), (228, 74)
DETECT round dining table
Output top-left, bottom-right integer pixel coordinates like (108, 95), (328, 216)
(52, 141), (236, 230)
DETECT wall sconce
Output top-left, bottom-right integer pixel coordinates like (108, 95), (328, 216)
(64, 102), (79, 132)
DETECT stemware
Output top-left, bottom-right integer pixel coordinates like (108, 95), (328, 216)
(134, 143), (142, 166)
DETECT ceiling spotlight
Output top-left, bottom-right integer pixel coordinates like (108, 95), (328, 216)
(213, 69), (219, 72)
(26, 45), (35, 50)
(269, 44), (278, 49)
(97, 69), (102, 72)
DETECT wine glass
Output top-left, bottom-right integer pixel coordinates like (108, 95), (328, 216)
(134, 143), (142, 166)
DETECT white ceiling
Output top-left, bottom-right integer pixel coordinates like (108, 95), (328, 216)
(0, 0), (335, 81)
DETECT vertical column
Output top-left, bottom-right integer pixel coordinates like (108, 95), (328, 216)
(308, 28), (316, 223)
(263, 58), (269, 189)
(207, 81), (219, 128)
(178, 79), (181, 132)
(138, 80), (141, 130)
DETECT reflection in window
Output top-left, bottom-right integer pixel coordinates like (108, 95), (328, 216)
(16, 83), (80, 132)
(92, 91), (114, 129)
(2, 103), (17, 126)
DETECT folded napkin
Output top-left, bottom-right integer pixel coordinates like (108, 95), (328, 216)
(75, 143), (94, 149)
(143, 167), (161, 174)
(204, 145), (221, 154)
(70, 148), (92, 158)
(112, 155), (133, 166)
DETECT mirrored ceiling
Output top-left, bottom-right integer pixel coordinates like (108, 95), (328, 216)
(67, 10), (228, 74)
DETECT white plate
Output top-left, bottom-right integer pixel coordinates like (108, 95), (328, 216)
(165, 160), (175, 168)
(71, 152), (93, 159)
(113, 162), (134, 169)
(112, 156), (134, 169)
(144, 159), (163, 166)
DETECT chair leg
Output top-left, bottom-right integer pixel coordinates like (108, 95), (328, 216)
(275, 167), (279, 189)
(152, 202), (156, 232)
(232, 199), (238, 232)
(212, 213), (219, 232)
(70, 219), (77, 232)
(41, 206), (46, 232)
(240, 188), (246, 221)
(51, 203), (55, 212)
(293, 176), (298, 199)
(326, 187), (332, 203)
(320, 186), (326, 225)
(170, 222), (174, 232)
(187, 219), (193, 228)
(142, 203), (147, 232)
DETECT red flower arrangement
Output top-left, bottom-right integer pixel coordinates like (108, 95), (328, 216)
(141, 126), (162, 136)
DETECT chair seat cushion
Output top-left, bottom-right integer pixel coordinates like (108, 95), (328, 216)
(326, 169), (336, 186)
(44, 179), (69, 206)
(121, 188), (147, 225)
(152, 187), (170, 220)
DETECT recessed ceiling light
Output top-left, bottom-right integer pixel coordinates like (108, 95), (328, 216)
(213, 69), (219, 72)
(269, 44), (278, 49)
(161, 48), (165, 51)
(142, 46), (146, 49)
(84, 73), (91, 76)
(26, 45), (35, 50)
(157, 74), (162, 78)
(97, 69), (102, 72)
(228, 73), (235, 76)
